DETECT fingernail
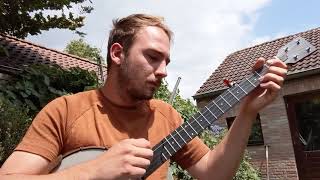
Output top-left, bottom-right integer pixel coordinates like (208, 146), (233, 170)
(259, 77), (263, 81)
(266, 60), (272, 65)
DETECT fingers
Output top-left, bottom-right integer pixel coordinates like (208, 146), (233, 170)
(252, 57), (288, 72)
(252, 57), (266, 71)
(126, 155), (151, 168)
(260, 81), (281, 92)
(121, 139), (152, 178)
(260, 71), (285, 87)
(129, 138), (151, 149)
(266, 57), (288, 69)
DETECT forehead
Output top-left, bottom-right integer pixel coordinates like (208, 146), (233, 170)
(132, 26), (170, 55)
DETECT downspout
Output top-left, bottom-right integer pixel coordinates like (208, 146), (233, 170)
(265, 145), (270, 180)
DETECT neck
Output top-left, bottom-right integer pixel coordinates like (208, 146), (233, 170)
(101, 76), (145, 108)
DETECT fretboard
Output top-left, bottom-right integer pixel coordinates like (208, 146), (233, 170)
(142, 64), (270, 179)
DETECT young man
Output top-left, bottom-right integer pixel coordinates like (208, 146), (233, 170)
(0, 14), (287, 179)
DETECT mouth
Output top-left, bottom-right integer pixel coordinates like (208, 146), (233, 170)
(148, 80), (161, 88)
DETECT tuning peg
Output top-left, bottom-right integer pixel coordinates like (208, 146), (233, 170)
(306, 47), (311, 53)
(223, 79), (234, 88)
(294, 55), (298, 60)
(296, 39), (300, 45)
(284, 47), (289, 53)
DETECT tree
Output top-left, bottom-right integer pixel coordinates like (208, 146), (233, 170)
(0, 0), (93, 39)
(65, 39), (104, 63)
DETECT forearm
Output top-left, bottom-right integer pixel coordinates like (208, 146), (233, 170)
(0, 162), (91, 180)
(205, 110), (256, 180)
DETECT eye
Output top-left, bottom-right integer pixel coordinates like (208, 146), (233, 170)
(148, 54), (158, 61)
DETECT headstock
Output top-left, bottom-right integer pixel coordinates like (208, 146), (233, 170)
(276, 37), (316, 64)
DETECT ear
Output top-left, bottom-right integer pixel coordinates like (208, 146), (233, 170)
(110, 43), (124, 65)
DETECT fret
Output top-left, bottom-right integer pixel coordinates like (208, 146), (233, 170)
(165, 137), (176, 153)
(198, 110), (211, 124)
(236, 83), (248, 95)
(254, 71), (262, 78)
(227, 89), (239, 101)
(205, 106), (217, 119)
(161, 153), (168, 160)
(246, 77), (256, 87)
(213, 100), (224, 113)
(163, 145), (172, 156)
(251, 76), (258, 82)
(220, 95), (231, 107)
(169, 133), (181, 148)
(181, 125), (192, 139)
(192, 116), (204, 129)
(174, 129), (187, 144)
(186, 121), (197, 136)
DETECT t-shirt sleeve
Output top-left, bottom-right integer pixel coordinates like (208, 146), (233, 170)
(168, 105), (210, 170)
(15, 97), (67, 162)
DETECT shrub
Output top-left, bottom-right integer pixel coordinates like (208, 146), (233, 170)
(0, 99), (32, 164)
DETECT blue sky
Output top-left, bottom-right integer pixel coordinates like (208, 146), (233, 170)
(254, 0), (320, 36)
(27, 0), (320, 100)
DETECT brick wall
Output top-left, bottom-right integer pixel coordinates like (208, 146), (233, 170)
(195, 73), (320, 180)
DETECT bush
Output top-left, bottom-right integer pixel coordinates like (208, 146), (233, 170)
(0, 64), (99, 165)
(0, 64), (99, 115)
(0, 99), (32, 164)
(171, 129), (261, 180)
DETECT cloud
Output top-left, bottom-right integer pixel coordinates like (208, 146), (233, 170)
(27, 0), (272, 101)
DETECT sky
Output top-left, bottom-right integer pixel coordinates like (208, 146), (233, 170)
(27, 0), (320, 101)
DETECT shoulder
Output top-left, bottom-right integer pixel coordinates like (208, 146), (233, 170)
(37, 89), (102, 122)
(149, 99), (183, 126)
(149, 99), (175, 113)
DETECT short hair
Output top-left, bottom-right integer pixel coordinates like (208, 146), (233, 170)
(106, 14), (173, 73)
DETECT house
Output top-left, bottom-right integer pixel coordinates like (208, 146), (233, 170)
(0, 33), (107, 81)
(193, 27), (320, 180)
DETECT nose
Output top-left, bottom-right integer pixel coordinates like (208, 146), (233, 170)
(155, 60), (167, 78)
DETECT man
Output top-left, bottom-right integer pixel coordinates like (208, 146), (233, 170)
(0, 14), (287, 179)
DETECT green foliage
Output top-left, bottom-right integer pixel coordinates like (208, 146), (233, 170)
(0, 64), (99, 165)
(0, 0), (93, 38)
(0, 64), (99, 115)
(64, 39), (104, 63)
(0, 98), (32, 165)
(154, 81), (197, 121)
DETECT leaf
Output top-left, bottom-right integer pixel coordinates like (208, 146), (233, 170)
(44, 75), (50, 86)
(25, 99), (37, 111)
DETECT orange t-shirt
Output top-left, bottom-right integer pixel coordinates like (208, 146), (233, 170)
(15, 89), (209, 179)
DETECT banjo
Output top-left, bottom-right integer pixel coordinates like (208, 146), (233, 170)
(52, 37), (316, 179)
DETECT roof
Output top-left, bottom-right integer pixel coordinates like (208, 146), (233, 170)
(194, 27), (320, 98)
(0, 33), (107, 78)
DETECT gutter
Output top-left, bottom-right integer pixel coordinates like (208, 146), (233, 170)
(193, 67), (320, 100)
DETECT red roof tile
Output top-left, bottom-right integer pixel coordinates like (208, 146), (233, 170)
(0, 33), (107, 78)
(194, 27), (320, 97)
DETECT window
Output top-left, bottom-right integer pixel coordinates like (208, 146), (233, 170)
(295, 95), (320, 151)
(226, 114), (264, 146)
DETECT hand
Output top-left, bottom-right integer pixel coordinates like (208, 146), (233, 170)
(239, 57), (288, 116)
(85, 138), (153, 180)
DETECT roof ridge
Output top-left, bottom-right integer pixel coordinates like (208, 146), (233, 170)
(231, 27), (320, 56)
(0, 33), (106, 67)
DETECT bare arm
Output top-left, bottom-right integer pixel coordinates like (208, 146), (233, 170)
(0, 151), (90, 179)
(187, 58), (287, 180)
(187, 110), (256, 180)
(0, 138), (153, 180)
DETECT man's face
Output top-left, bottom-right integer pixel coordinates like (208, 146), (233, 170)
(119, 26), (170, 101)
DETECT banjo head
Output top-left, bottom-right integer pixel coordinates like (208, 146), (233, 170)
(51, 146), (107, 172)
